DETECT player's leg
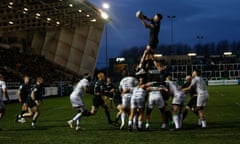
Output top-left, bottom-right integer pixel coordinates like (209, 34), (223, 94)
(145, 108), (153, 129)
(109, 97), (113, 109)
(172, 104), (180, 129)
(31, 106), (40, 128)
(102, 102), (113, 124)
(114, 104), (123, 124)
(145, 96), (154, 129)
(137, 108), (144, 130)
(197, 95), (208, 128)
(178, 106), (184, 128)
(157, 95), (167, 129)
(120, 95), (129, 129)
(0, 108), (5, 119)
(16, 103), (28, 123)
(128, 108), (136, 131)
(90, 95), (100, 115)
(159, 107), (167, 129)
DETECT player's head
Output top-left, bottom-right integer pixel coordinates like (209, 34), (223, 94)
(154, 13), (163, 22)
(23, 75), (30, 84)
(138, 77), (146, 85)
(97, 72), (105, 81)
(185, 75), (192, 83)
(107, 77), (111, 83)
(36, 77), (44, 84)
(165, 72), (172, 81)
(192, 69), (201, 77)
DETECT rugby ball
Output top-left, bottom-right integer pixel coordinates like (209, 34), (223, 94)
(136, 10), (143, 18)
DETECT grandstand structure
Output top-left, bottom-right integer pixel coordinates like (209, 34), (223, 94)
(158, 55), (240, 81)
(0, 0), (106, 80)
(110, 55), (240, 82)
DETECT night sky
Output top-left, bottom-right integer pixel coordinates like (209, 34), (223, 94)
(89, 0), (240, 68)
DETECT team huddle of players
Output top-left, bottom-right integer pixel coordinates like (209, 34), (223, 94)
(67, 67), (209, 131)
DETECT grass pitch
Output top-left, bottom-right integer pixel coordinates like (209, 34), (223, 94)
(1, 85), (240, 144)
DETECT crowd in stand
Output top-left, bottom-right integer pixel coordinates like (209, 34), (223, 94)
(0, 48), (79, 85)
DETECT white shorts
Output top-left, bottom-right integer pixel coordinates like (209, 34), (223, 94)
(70, 94), (84, 108)
(122, 93), (132, 108)
(0, 101), (5, 110)
(172, 93), (186, 106)
(197, 93), (208, 107)
(130, 96), (145, 109)
(148, 94), (165, 109)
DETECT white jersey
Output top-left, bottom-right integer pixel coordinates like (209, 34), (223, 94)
(0, 80), (7, 101)
(70, 78), (89, 107)
(148, 87), (165, 109)
(131, 86), (146, 109)
(119, 76), (138, 93)
(190, 76), (208, 107)
(190, 76), (209, 97)
(132, 87), (146, 99)
(166, 80), (186, 105)
(167, 81), (184, 98)
(0, 80), (7, 109)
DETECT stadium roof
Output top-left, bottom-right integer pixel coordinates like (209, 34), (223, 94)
(0, 0), (105, 33)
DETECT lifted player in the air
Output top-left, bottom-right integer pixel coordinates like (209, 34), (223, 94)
(135, 11), (163, 75)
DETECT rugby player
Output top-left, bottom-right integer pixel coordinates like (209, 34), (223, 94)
(67, 74), (92, 131)
(16, 75), (31, 123)
(90, 72), (112, 124)
(135, 13), (163, 75)
(182, 70), (209, 128)
(104, 77), (115, 109)
(0, 74), (9, 126)
(17, 77), (44, 128)
(181, 75), (199, 121)
(145, 84), (167, 129)
(165, 75), (186, 130)
(118, 73), (138, 130)
(128, 77), (148, 131)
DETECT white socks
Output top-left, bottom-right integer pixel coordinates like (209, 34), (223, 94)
(173, 114), (180, 129)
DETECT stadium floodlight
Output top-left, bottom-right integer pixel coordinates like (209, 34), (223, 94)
(223, 51), (232, 56)
(101, 11), (109, 20)
(102, 3), (110, 9)
(187, 52), (197, 57)
(154, 54), (163, 58)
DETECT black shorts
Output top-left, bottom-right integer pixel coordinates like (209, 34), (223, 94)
(21, 96), (28, 104)
(161, 90), (169, 101)
(105, 93), (113, 98)
(93, 95), (104, 108)
(187, 96), (197, 108)
(148, 42), (158, 50)
(27, 99), (37, 108)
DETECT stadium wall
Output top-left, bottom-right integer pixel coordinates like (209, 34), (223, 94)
(31, 23), (104, 76)
(3, 87), (58, 101)
(208, 80), (239, 86)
